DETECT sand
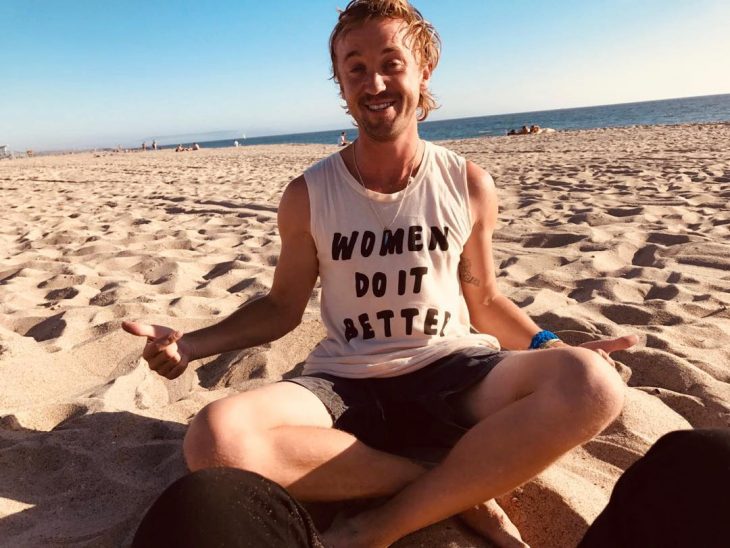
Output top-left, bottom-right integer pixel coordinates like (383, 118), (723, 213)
(1, 123), (728, 547)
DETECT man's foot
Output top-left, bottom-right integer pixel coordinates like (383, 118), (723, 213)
(459, 499), (528, 548)
(323, 499), (526, 548)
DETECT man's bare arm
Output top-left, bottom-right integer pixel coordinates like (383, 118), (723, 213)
(183, 176), (319, 360)
(123, 176), (319, 377)
(460, 161), (541, 350)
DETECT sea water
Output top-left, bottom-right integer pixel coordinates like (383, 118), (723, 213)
(178, 93), (730, 149)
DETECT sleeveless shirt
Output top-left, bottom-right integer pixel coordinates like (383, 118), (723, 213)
(303, 141), (500, 378)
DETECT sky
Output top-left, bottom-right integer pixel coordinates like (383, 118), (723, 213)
(2, 0), (729, 151)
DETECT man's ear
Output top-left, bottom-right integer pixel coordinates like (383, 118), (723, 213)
(420, 63), (432, 90)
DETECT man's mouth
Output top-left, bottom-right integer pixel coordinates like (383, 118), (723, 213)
(365, 100), (396, 112)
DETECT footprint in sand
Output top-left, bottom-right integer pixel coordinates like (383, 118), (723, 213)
(607, 206), (644, 217)
(522, 232), (586, 248)
(38, 274), (87, 289)
(90, 289), (119, 306)
(647, 232), (691, 246)
(631, 244), (665, 268)
(203, 260), (242, 281)
(23, 313), (67, 342)
(45, 287), (80, 301)
(644, 284), (681, 301)
(227, 277), (260, 294)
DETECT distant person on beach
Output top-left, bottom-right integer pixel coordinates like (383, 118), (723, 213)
(509, 125), (553, 136)
(175, 144), (183, 152)
(124, 1), (632, 546)
(152, 140), (158, 150)
(192, 143), (200, 150)
(234, 140), (240, 147)
(338, 131), (348, 146)
(142, 141), (147, 151)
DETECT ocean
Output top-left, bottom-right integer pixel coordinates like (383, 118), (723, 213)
(171, 93), (730, 150)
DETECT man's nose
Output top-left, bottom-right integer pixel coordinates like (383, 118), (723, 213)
(363, 71), (386, 95)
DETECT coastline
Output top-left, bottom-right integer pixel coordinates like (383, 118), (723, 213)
(1, 123), (729, 546)
(7, 91), (729, 156)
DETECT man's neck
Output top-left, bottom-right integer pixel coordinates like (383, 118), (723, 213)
(348, 130), (423, 194)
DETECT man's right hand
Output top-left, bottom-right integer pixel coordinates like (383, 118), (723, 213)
(122, 321), (192, 380)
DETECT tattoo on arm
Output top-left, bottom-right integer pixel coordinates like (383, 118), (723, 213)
(459, 258), (481, 287)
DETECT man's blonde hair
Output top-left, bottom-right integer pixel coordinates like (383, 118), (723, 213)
(329, 0), (442, 121)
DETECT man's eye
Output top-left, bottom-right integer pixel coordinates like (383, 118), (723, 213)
(349, 65), (365, 74)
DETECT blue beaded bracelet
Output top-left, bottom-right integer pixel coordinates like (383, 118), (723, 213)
(529, 330), (560, 350)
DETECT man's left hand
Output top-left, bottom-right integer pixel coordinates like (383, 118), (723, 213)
(552, 334), (639, 367)
(579, 334), (639, 366)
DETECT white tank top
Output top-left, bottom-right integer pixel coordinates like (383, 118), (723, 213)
(303, 141), (500, 378)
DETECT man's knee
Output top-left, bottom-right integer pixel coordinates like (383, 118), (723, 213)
(183, 397), (268, 473)
(552, 347), (625, 431)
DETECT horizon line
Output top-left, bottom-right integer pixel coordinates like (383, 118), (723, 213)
(10, 91), (730, 153)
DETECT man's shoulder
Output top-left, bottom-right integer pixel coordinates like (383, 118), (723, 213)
(303, 149), (342, 180)
(421, 140), (493, 184)
(299, 149), (350, 204)
(426, 140), (460, 158)
(464, 161), (497, 226)
(281, 175), (309, 204)
(278, 176), (312, 234)
(465, 161), (495, 193)
(425, 141), (470, 173)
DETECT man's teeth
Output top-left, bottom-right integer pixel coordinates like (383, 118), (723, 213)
(368, 102), (393, 111)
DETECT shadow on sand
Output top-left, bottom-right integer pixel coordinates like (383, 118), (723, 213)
(0, 411), (187, 546)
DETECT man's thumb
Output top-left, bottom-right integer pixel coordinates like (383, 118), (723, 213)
(122, 321), (158, 339)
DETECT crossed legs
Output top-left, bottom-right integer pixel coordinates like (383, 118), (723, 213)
(183, 346), (624, 547)
(323, 347), (624, 546)
(135, 430), (730, 547)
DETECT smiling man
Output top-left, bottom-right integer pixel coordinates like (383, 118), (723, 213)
(123, 1), (634, 546)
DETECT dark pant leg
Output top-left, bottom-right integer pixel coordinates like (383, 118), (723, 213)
(132, 468), (324, 548)
(579, 428), (730, 548)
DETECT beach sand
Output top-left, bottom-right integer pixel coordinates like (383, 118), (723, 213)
(1, 123), (729, 546)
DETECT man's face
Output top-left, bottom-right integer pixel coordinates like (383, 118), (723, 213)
(335, 18), (430, 142)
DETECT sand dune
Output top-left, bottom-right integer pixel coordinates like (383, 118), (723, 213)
(1, 124), (728, 546)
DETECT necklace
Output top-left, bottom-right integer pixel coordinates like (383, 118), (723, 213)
(352, 139), (422, 229)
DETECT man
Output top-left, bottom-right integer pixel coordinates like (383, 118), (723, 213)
(124, 1), (633, 546)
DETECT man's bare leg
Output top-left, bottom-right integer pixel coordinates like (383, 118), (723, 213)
(322, 347), (625, 547)
(184, 381), (523, 545)
(184, 382), (425, 499)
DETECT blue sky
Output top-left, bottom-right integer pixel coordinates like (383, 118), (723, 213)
(2, 0), (729, 150)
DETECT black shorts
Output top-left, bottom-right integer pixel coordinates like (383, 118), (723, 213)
(284, 347), (509, 462)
